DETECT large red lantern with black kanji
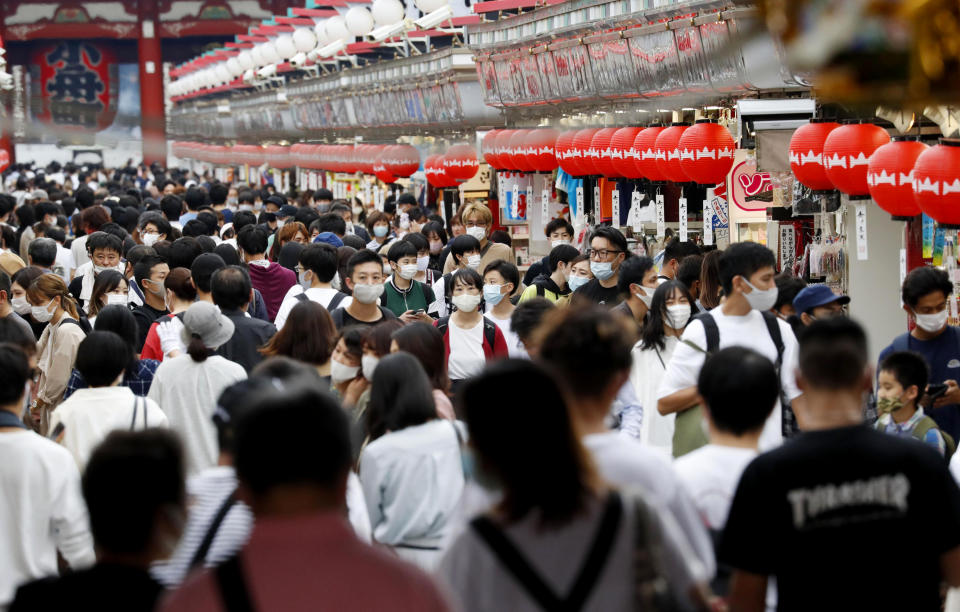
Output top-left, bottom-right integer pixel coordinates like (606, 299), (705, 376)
(443, 144), (480, 181)
(912, 139), (960, 228)
(610, 127), (644, 179)
(591, 128), (622, 178)
(555, 130), (579, 176)
(634, 127), (667, 181)
(571, 128), (601, 176)
(823, 123), (891, 196)
(32, 41), (118, 132)
(679, 120), (736, 185)
(655, 124), (690, 183)
(524, 128), (559, 172)
(481, 130), (500, 168)
(867, 138), (927, 219)
(789, 121), (841, 191)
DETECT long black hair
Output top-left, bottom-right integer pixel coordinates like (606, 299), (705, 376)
(93, 305), (142, 377)
(365, 352), (437, 442)
(640, 280), (694, 352)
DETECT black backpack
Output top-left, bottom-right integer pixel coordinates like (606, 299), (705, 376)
(697, 310), (797, 438)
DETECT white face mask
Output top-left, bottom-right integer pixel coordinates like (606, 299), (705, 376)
(416, 255), (430, 272)
(741, 278), (779, 312)
(11, 297), (31, 315)
(915, 309), (948, 333)
(331, 272), (341, 291)
(31, 298), (55, 322)
(353, 282), (384, 304)
(466, 254), (482, 270)
(452, 293), (482, 313)
(466, 226), (486, 242)
(665, 303), (692, 329)
(105, 293), (128, 307)
(331, 359), (360, 384)
(141, 232), (160, 247)
(397, 263), (418, 280)
(634, 286), (654, 308)
(551, 239), (571, 249)
(361, 355), (379, 381)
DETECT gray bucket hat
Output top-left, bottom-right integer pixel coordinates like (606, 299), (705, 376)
(181, 301), (235, 349)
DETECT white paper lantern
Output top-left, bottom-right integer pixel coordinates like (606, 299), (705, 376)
(215, 64), (231, 85)
(237, 50), (255, 71)
(251, 45), (266, 67)
(275, 34), (296, 59)
(260, 42), (281, 64)
(292, 27), (317, 52)
(372, 0), (405, 26)
(314, 21), (330, 47)
(345, 7), (374, 36)
(206, 69), (218, 88)
(324, 15), (350, 42)
(226, 57), (243, 77)
(415, 0), (447, 12)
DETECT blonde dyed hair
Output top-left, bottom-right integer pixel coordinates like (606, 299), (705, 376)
(27, 273), (80, 320)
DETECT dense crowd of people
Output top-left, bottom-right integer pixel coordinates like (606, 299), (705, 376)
(3, 160), (960, 611)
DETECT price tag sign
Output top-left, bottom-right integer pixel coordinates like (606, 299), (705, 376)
(703, 195), (714, 246)
(541, 189), (550, 220)
(611, 189), (620, 227)
(655, 194), (665, 238)
(855, 204), (868, 260)
(678, 197), (688, 241)
(631, 191), (642, 232)
(593, 185), (601, 222)
(576, 186), (585, 224)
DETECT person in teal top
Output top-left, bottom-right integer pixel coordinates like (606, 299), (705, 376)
(383, 241), (436, 325)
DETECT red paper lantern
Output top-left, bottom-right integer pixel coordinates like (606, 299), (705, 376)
(610, 127), (644, 179)
(789, 121), (841, 191)
(571, 128), (601, 177)
(633, 127), (666, 181)
(372, 161), (397, 184)
(524, 128), (559, 172)
(555, 130), (579, 176)
(425, 154), (453, 187)
(505, 130), (532, 172)
(383, 145), (420, 177)
(867, 138), (927, 219)
(823, 123), (890, 196)
(493, 130), (518, 171)
(481, 130), (500, 168)
(678, 120), (736, 185)
(443, 144), (480, 181)
(655, 124), (690, 183)
(591, 128), (622, 178)
(912, 139), (960, 228)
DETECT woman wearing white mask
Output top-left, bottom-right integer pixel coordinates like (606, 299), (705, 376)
(627, 280), (694, 459)
(86, 270), (127, 325)
(441, 204), (513, 275)
(435, 268), (508, 395)
(330, 326), (367, 407)
(430, 235), (482, 320)
(27, 274), (86, 434)
(137, 214), (171, 248)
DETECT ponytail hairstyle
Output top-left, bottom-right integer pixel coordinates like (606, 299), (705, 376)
(186, 332), (209, 363)
(27, 273), (80, 320)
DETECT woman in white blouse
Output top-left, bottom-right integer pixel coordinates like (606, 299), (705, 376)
(358, 351), (465, 572)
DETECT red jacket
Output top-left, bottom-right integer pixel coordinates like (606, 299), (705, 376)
(434, 315), (509, 364)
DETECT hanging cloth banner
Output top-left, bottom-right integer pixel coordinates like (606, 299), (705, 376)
(703, 189), (714, 246)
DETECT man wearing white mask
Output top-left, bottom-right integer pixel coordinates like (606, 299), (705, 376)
(67, 232), (125, 314)
(331, 250), (397, 330)
(879, 266), (960, 443)
(137, 214), (170, 248)
(441, 203), (512, 275)
(574, 226), (630, 307)
(612, 255), (660, 332)
(657, 242), (803, 456)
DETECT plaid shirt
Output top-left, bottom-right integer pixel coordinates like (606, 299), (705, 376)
(877, 407), (947, 456)
(63, 359), (160, 400)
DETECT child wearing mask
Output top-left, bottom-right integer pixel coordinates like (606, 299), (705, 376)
(876, 351), (952, 457)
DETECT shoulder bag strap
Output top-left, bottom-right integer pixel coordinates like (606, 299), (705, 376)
(214, 554), (256, 612)
(129, 396), (139, 431)
(471, 517), (561, 610)
(190, 487), (240, 570)
(696, 312), (720, 354)
(142, 396), (147, 429)
(565, 491), (624, 610)
(328, 291), (346, 311)
(294, 292), (308, 302)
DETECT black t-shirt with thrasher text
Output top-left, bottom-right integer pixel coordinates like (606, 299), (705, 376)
(720, 425), (960, 612)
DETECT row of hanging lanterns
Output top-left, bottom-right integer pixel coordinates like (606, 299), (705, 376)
(481, 121), (736, 187)
(789, 122), (960, 227)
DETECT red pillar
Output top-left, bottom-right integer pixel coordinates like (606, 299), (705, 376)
(138, 2), (166, 166)
(0, 29), (13, 169)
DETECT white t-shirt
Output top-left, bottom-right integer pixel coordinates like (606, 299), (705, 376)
(581, 431), (714, 580)
(673, 444), (758, 530)
(0, 430), (95, 608)
(485, 310), (527, 359)
(656, 307), (801, 451)
(629, 335), (679, 459)
(148, 354), (247, 475)
(54, 244), (74, 283)
(71, 234), (89, 269)
(448, 317), (487, 381)
(274, 284), (353, 330)
(429, 276), (449, 318)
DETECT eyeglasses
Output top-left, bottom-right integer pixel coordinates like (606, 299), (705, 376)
(588, 249), (623, 260)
